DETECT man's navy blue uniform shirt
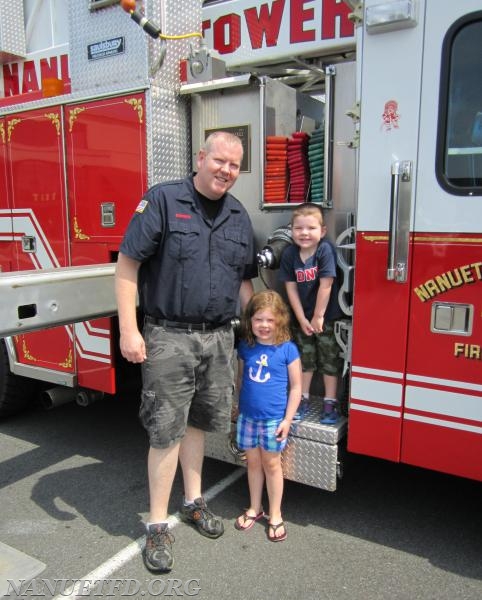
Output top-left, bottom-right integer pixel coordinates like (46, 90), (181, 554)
(120, 175), (257, 324)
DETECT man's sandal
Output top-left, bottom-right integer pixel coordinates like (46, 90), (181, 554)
(267, 521), (287, 542)
(234, 510), (264, 531)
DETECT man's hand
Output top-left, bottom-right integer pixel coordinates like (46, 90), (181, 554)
(120, 330), (146, 363)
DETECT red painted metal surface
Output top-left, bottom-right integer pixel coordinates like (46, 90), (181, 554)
(406, 233), (482, 384)
(1, 94), (147, 393)
(65, 93), (147, 393)
(0, 117), (13, 273)
(348, 231), (411, 462)
(401, 233), (482, 480)
(348, 231), (482, 481)
(6, 107), (73, 373)
(65, 93), (147, 244)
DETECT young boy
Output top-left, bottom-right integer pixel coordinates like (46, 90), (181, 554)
(278, 203), (344, 424)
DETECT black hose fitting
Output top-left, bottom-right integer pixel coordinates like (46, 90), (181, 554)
(130, 10), (162, 39)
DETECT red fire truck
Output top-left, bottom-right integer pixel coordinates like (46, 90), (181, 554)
(0, 0), (481, 490)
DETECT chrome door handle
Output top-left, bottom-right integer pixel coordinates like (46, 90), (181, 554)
(387, 160), (412, 283)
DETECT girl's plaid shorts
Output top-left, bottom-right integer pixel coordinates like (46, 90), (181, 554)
(236, 413), (287, 453)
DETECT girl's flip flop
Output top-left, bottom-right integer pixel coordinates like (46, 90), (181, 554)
(267, 521), (287, 542)
(234, 510), (264, 531)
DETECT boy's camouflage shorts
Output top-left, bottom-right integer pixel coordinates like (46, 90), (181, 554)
(292, 321), (343, 376)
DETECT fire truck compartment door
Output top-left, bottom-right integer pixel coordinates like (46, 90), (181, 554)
(0, 116), (13, 273)
(401, 0), (482, 481)
(5, 107), (75, 382)
(348, 0), (425, 464)
(349, 0), (482, 483)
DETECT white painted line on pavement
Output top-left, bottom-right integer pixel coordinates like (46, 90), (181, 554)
(54, 467), (245, 600)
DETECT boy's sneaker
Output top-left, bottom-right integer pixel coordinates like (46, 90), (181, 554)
(143, 523), (175, 573)
(180, 497), (224, 539)
(320, 399), (340, 425)
(293, 398), (309, 422)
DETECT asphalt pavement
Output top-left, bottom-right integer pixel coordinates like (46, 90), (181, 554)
(0, 391), (481, 600)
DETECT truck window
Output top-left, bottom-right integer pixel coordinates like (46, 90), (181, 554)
(437, 12), (482, 195)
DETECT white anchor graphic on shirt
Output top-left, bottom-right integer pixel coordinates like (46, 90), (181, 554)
(249, 353), (271, 383)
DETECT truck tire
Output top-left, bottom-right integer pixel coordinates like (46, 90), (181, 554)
(0, 339), (39, 417)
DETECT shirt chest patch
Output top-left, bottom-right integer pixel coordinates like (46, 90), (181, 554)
(135, 199), (148, 213)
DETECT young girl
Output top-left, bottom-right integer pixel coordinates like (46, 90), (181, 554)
(234, 290), (302, 542)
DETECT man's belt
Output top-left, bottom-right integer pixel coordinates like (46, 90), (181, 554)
(145, 316), (228, 332)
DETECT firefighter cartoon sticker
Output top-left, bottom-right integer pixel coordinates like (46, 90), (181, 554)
(382, 99), (400, 131)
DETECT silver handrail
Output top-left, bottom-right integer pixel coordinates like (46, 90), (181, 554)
(0, 263), (119, 338)
(387, 160), (412, 283)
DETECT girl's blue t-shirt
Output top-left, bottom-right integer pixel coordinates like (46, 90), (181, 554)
(237, 339), (299, 420)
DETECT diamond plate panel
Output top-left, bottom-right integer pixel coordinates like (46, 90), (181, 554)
(204, 429), (243, 468)
(289, 397), (347, 444)
(144, 0), (202, 184)
(147, 86), (191, 184)
(68, 0), (202, 94)
(281, 436), (339, 491)
(0, 2), (26, 62)
(146, 0), (202, 92)
(67, 1), (201, 185)
(69, 2), (149, 93)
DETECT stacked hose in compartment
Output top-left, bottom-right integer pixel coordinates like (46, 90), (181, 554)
(264, 136), (289, 203)
(308, 126), (324, 203)
(263, 128), (325, 204)
(287, 131), (310, 203)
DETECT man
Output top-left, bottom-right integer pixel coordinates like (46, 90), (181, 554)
(115, 131), (257, 573)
